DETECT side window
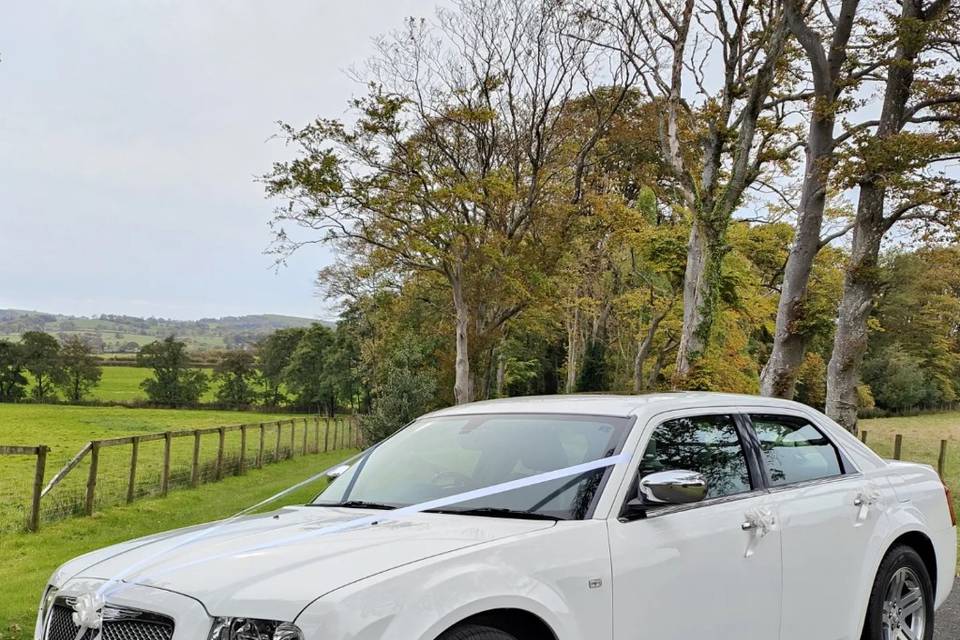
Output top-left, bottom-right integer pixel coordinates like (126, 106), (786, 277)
(750, 414), (843, 487)
(639, 414), (752, 500)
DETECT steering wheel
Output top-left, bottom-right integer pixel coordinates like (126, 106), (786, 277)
(432, 470), (472, 491)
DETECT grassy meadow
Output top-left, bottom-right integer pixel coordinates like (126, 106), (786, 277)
(0, 404), (352, 532)
(29, 365), (226, 403)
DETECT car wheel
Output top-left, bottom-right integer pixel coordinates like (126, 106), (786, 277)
(438, 624), (518, 640)
(863, 545), (935, 640)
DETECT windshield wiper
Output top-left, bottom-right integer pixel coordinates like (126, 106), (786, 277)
(426, 507), (565, 521)
(325, 500), (398, 510)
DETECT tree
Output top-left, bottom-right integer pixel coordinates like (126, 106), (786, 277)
(585, 0), (797, 380)
(761, 0), (864, 397)
(0, 340), (27, 402)
(863, 345), (931, 412)
(361, 336), (437, 443)
(283, 324), (338, 415)
(256, 327), (305, 405)
(263, 0), (631, 404)
(21, 331), (64, 400)
(137, 336), (209, 406)
(826, 0), (960, 431)
(213, 350), (257, 407)
(57, 336), (102, 402)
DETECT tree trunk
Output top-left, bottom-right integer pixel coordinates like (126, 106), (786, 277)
(761, 0), (860, 399)
(760, 113), (836, 397)
(451, 270), (473, 405)
(825, 0), (928, 433)
(495, 350), (507, 398)
(634, 309), (667, 393)
(674, 220), (713, 379)
(826, 187), (885, 432)
(565, 307), (580, 393)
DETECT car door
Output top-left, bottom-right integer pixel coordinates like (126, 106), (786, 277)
(743, 411), (883, 640)
(608, 411), (782, 640)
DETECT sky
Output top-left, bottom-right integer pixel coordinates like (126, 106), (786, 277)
(0, 0), (440, 321)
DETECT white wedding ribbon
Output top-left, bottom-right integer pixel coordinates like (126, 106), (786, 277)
(74, 451), (630, 635)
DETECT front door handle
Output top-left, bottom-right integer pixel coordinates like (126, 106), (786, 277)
(742, 507), (776, 557)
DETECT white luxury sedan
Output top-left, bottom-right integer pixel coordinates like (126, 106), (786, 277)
(37, 393), (956, 640)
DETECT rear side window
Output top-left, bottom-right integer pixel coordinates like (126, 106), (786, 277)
(750, 414), (843, 487)
(639, 414), (752, 499)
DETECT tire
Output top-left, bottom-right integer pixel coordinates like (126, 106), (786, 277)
(862, 545), (935, 640)
(437, 624), (518, 640)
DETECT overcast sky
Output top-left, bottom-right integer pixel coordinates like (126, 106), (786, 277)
(0, 0), (439, 321)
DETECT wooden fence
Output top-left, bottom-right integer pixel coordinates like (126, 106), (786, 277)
(0, 445), (48, 532)
(859, 430), (950, 478)
(4, 415), (361, 532)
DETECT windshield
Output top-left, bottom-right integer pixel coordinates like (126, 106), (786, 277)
(313, 413), (633, 520)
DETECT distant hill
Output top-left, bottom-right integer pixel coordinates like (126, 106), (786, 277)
(0, 309), (327, 353)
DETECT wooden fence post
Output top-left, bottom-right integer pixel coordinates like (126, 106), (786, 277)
(258, 423), (265, 468)
(314, 416), (320, 454)
(85, 441), (100, 516)
(216, 427), (226, 480)
(161, 432), (172, 496)
(275, 421), (282, 461)
(239, 425), (248, 475)
(323, 418), (330, 452)
(28, 446), (47, 532)
(128, 437), (140, 502)
(894, 434), (903, 460)
(191, 431), (201, 487)
(860, 430), (868, 444)
(938, 440), (948, 478)
(303, 418), (308, 454)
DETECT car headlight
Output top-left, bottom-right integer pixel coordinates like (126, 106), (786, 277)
(209, 618), (304, 640)
(36, 586), (58, 636)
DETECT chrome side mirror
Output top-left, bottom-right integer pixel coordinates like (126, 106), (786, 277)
(638, 470), (708, 505)
(325, 464), (352, 481)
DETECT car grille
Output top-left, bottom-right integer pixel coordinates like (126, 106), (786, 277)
(45, 603), (175, 640)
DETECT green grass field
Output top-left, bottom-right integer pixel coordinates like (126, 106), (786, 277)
(29, 366), (226, 403)
(0, 405), (353, 533)
(0, 450), (353, 636)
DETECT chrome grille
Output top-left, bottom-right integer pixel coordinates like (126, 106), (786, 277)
(46, 604), (174, 640)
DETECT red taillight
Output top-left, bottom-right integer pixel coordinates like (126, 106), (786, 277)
(945, 483), (957, 527)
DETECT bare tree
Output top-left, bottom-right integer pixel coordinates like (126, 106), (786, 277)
(760, 0), (863, 397)
(825, 0), (960, 431)
(581, 0), (796, 381)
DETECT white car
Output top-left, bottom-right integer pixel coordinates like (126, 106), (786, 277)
(37, 393), (956, 640)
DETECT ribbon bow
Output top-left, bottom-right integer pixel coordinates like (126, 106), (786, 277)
(743, 506), (777, 558)
(71, 592), (105, 639)
(856, 483), (882, 522)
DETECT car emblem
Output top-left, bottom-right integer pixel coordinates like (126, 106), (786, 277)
(71, 592), (105, 631)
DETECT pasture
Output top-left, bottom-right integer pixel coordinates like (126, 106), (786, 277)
(0, 404), (335, 532)
(29, 366), (227, 403)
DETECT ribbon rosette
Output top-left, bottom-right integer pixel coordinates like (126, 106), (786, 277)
(71, 592), (105, 631)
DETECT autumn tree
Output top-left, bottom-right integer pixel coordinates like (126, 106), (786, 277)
(57, 336), (102, 402)
(582, 0), (798, 380)
(761, 0), (865, 397)
(263, 0), (630, 404)
(826, 0), (960, 431)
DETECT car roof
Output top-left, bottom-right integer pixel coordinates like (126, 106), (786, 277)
(423, 392), (814, 419)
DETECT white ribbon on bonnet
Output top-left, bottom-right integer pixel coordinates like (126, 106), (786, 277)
(70, 451), (631, 640)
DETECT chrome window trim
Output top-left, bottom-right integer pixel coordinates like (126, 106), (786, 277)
(763, 471), (864, 495)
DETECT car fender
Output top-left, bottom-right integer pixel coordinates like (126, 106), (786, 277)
(295, 523), (611, 640)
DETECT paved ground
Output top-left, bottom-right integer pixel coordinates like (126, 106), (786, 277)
(935, 577), (960, 640)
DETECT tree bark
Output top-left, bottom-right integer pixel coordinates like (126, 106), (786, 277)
(451, 268), (473, 405)
(761, 0), (860, 398)
(565, 306), (580, 393)
(634, 308), (668, 393)
(674, 220), (711, 379)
